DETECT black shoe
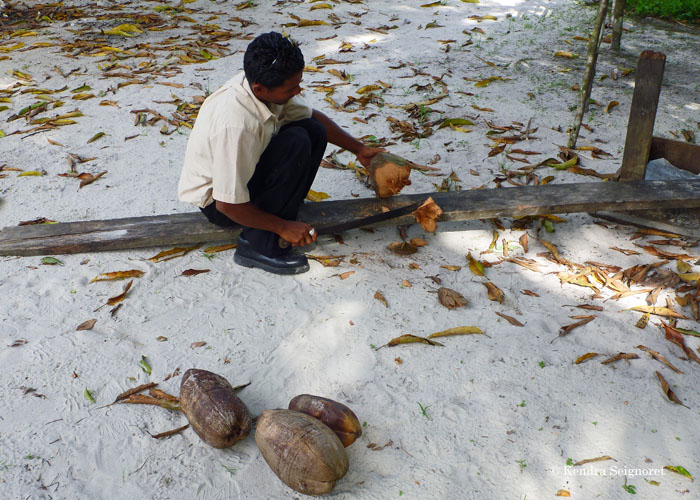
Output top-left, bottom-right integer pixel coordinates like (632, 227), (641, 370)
(234, 236), (310, 275)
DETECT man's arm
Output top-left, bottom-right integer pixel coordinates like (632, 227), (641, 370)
(311, 109), (384, 168)
(215, 200), (316, 247)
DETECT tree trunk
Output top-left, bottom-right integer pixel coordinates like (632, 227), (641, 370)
(611, 0), (626, 52)
(567, 0), (610, 149)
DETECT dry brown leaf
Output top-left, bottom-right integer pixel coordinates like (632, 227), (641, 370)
(506, 257), (541, 272)
(519, 233), (528, 253)
(521, 289), (540, 297)
(76, 319), (97, 331)
(438, 287), (468, 309)
(556, 490), (571, 497)
(106, 280), (133, 307)
(151, 424), (189, 440)
(374, 291), (388, 307)
(574, 352), (598, 364)
(495, 312), (524, 326)
(78, 171), (107, 188)
(662, 321), (700, 364)
(149, 388), (179, 402)
(387, 241), (418, 255)
(337, 271), (355, 280)
(190, 341), (207, 348)
(440, 265), (461, 271)
(90, 270), (144, 283)
(413, 197), (442, 232)
(119, 394), (180, 411)
(601, 352), (639, 365)
(181, 269), (210, 276)
(484, 282), (504, 303)
(636, 345), (683, 374)
(574, 456), (613, 466)
(555, 315), (595, 341)
(656, 371), (689, 408)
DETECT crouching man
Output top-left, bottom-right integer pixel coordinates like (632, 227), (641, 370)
(178, 32), (383, 275)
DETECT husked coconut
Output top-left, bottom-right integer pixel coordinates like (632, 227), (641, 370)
(179, 369), (252, 449)
(255, 409), (349, 496)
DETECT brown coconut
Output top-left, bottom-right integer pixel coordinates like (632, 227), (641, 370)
(368, 152), (412, 198)
(255, 409), (349, 496)
(288, 394), (362, 447)
(179, 368), (252, 449)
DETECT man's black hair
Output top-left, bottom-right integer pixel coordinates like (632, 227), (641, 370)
(243, 32), (304, 88)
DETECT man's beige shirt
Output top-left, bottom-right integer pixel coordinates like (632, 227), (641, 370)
(178, 71), (312, 208)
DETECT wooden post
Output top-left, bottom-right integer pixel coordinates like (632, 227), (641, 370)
(618, 51), (666, 180)
(611, 0), (626, 51)
(567, 0), (610, 149)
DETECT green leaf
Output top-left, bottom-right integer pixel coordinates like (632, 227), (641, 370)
(622, 484), (636, 494)
(41, 256), (63, 265)
(439, 118), (475, 129)
(664, 465), (693, 481)
(87, 132), (105, 144)
(139, 355), (152, 375)
(544, 219), (555, 232)
(84, 388), (95, 404)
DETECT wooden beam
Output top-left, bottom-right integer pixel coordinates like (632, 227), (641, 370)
(3, 180), (700, 256)
(618, 50), (666, 180)
(649, 136), (700, 174)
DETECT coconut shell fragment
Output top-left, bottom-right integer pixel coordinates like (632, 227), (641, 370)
(289, 394), (362, 447)
(179, 368), (252, 449)
(255, 409), (349, 496)
(413, 197), (443, 232)
(368, 152), (412, 198)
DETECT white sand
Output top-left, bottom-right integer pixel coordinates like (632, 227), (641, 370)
(1, 1), (699, 498)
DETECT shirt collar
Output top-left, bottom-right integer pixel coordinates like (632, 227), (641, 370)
(239, 73), (276, 121)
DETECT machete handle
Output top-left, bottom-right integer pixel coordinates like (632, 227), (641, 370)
(278, 227), (315, 248)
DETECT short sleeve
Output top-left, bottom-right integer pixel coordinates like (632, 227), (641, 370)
(210, 126), (263, 205)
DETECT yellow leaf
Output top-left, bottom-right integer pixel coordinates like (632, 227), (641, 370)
(148, 244), (201, 263)
(629, 305), (688, 319)
(604, 100), (619, 113)
(474, 76), (508, 87)
(679, 273), (700, 283)
(310, 3), (333, 9)
(18, 170), (43, 177)
(554, 51), (578, 59)
(203, 243), (237, 254)
(90, 270), (145, 283)
(427, 326), (483, 338)
(305, 189), (330, 202)
(467, 252), (485, 276)
(106, 280), (133, 307)
(0, 42), (25, 52)
(357, 84), (381, 94)
(574, 352), (598, 364)
(556, 490), (571, 497)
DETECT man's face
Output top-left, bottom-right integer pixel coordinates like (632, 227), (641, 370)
(252, 72), (303, 105)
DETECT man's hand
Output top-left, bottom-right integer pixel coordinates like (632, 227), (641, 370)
(355, 145), (386, 169)
(279, 220), (317, 247)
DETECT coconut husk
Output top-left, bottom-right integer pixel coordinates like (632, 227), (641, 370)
(368, 152), (412, 198)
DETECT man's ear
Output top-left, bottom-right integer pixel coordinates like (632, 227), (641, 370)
(250, 82), (267, 98)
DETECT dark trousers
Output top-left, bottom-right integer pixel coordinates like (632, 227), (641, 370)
(201, 117), (327, 257)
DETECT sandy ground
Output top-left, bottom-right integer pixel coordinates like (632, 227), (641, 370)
(1, 1), (699, 499)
